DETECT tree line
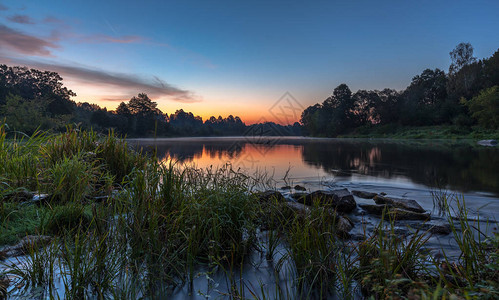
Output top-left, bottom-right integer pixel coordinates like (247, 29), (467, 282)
(0, 66), (301, 137)
(301, 43), (499, 136)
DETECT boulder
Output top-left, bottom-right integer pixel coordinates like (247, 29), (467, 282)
(294, 185), (307, 191)
(358, 203), (388, 215)
(296, 189), (356, 213)
(336, 216), (354, 237)
(285, 201), (311, 217)
(373, 195), (425, 213)
(290, 192), (308, 201)
(352, 190), (378, 199)
(387, 208), (431, 221)
(280, 186), (292, 190)
(413, 222), (451, 235)
(256, 190), (285, 203)
(0, 235), (52, 258)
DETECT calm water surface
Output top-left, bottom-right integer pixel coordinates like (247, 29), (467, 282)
(131, 136), (499, 223)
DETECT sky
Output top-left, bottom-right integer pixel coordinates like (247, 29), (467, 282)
(0, 0), (498, 124)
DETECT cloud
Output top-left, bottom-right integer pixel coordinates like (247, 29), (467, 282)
(0, 4), (7, 11)
(43, 16), (64, 24)
(80, 34), (144, 44)
(0, 24), (58, 56)
(7, 14), (35, 24)
(0, 57), (199, 103)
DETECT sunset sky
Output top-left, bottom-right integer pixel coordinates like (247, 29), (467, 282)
(1, 0), (498, 124)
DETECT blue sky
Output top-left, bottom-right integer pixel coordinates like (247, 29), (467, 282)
(0, 0), (498, 123)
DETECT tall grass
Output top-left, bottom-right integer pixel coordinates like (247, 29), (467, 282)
(1, 126), (498, 299)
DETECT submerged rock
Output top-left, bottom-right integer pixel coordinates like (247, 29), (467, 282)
(0, 235), (52, 258)
(412, 222), (452, 235)
(294, 185), (307, 191)
(352, 190), (377, 199)
(296, 189), (356, 213)
(256, 190), (285, 203)
(387, 208), (431, 221)
(280, 186), (292, 190)
(373, 195), (425, 213)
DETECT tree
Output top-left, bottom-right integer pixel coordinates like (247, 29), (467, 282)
(449, 42), (477, 75)
(463, 86), (499, 129)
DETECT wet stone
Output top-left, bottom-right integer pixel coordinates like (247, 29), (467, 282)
(256, 190), (285, 203)
(294, 185), (307, 191)
(374, 195), (426, 213)
(296, 189), (357, 213)
(352, 190), (378, 199)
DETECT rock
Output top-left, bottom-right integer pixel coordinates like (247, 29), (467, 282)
(412, 222), (451, 235)
(290, 192), (308, 201)
(352, 190), (377, 199)
(285, 201), (311, 217)
(336, 216), (354, 237)
(296, 189), (356, 213)
(387, 208), (431, 221)
(0, 235), (52, 258)
(3, 190), (34, 202)
(294, 185), (306, 191)
(373, 195), (425, 213)
(379, 192), (387, 196)
(256, 190), (285, 203)
(358, 203), (388, 215)
(31, 193), (51, 205)
(280, 186), (292, 190)
(477, 139), (497, 147)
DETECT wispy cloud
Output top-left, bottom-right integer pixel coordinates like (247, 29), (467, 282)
(7, 14), (35, 24)
(43, 16), (64, 24)
(0, 24), (58, 56)
(0, 56), (199, 103)
(80, 34), (144, 44)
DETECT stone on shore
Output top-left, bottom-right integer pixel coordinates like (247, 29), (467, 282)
(256, 190), (285, 203)
(294, 185), (307, 191)
(373, 195), (425, 213)
(387, 208), (431, 221)
(296, 189), (356, 213)
(352, 190), (378, 199)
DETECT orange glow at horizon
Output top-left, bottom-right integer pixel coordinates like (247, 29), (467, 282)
(71, 83), (300, 125)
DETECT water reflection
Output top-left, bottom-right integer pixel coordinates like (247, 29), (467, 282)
(131, 137), (499, 195)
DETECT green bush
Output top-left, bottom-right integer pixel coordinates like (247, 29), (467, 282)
(463, 86), (499, 129)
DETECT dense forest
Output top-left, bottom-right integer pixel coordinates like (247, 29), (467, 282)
(301, 43), (499, 136)
(0, 67), (301, 137)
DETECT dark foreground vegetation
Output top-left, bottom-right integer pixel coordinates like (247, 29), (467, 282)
(0, 127), (497, 299)
(301, 43), (499, 138)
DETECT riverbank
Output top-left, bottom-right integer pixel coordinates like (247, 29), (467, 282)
(338, 125), (499, 140)
(0, 127), (498, 299)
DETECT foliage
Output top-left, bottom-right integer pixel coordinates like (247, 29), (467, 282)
(463, 85), (499, 129)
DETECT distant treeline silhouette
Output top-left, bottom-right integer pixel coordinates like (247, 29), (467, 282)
(300, 43), (499, 136)
(0, 67), (301, 137)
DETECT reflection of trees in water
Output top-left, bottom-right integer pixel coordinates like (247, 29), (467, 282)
(135, 139), (499, 195)
(151, 141), (245, 163)
(301, 141), (499, 194)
